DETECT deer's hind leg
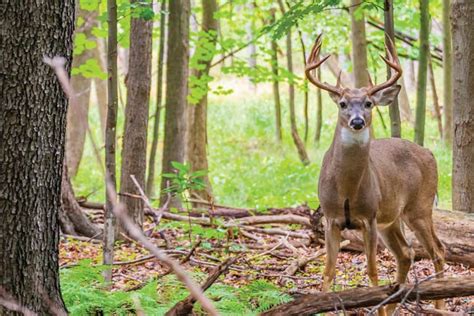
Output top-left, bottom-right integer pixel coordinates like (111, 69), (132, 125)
(379, 219), (414, 314)
(404, 210), (446, 309)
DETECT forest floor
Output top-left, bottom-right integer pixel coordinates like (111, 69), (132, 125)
(59, 207), (474, 315)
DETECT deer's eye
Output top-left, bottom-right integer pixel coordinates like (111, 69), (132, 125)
(339, 101), (347, 109)
(365, 101), (372, 109)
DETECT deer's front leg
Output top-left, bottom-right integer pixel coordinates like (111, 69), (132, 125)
(322, 220), (341, 292)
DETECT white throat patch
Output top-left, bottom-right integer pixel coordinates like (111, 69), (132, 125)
(340, 127), (370, 146)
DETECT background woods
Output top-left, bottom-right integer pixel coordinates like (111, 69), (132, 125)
(0, 0), (473, 315)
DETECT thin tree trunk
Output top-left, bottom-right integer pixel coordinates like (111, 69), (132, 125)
(119, 0), (154, 230)
(270, 9), (282, 143)
(294, 23), (309, 142)
(428, 57), (443, 138)
(325, 55), (353, 87)
(0, 2), (73, 313)
(414, 0), (430, 146)
(278, 0), (310, 165)
(94, 37), (108, 140)
(187, 0), (219, 202)
(384, 0), (402, 137)
(160, 0), (190, 207)
(442, 0), (454, 146)
(146, 0), (167, 197)
(451, 0), (474, 213)
(398, 75), (412, 122)
(407, 59), (417, 92)
(314, 68), (323, 144)
(67, 8), (97, 176)
(103, 0), (119, 282)
(350, 0), (370, 88)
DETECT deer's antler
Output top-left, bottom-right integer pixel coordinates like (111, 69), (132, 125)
(305, 34), (343, 97)
(367, 36), (403, 96)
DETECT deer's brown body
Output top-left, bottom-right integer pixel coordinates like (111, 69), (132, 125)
(305, 36), (445, 314)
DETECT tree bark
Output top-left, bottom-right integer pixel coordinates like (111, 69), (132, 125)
(350, 0), (370, 88)
(384, 0), (402, 137)
(451, 0), (474, 213)
(262, 276), (474, 316)
(414, 0), (430, 146)
(103, 0), (119, 282)
(119, 0), (154, 229)
(269, 9), (282, 142)
(428, 57), (443, 138)
(146, 0), (167, 197)
(94, 37), (108, 140)
(0, 1), (73, 313)
(160, 0), (190, 207)
(443, 0), (454, 146)
(61, 161), (101, 238)
(67, 8), (97, 176)
(187, 0), (219, 203)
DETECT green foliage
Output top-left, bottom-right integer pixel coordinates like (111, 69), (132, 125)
(73, 33), (96, 56)
(61, 261), (292, 315)
(72, 58), (107, 80)
(162, 161), (207, 198)
(61, 260), (169, 315)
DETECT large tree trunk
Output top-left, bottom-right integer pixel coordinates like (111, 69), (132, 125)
(103, 0), (119, 282)
(146, 0), (167, 197)
(0, 1), (73, 314)
(270, 9), (283, 143)
(443, 0), (454, 146)
(414, 0), (430, 146)
(383, 0), (402, 137)
(451, 0), (474, 214)
(350, 0), (370, 88)
(160, 0), (190, 207)
(187, 0), (219, 203)
(67, 8), (97, 176)
(119, 0), (154, 229)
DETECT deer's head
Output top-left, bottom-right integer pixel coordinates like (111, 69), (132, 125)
(305, 35), (402, 133)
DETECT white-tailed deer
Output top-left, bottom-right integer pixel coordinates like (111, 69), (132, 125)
(306, 35), (445, 314)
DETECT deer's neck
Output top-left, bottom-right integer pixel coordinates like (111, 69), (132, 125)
(328, 123), (372, 198)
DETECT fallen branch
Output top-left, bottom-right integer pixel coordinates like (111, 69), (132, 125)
(165, 257), (238, 316)
(261, 276), (474, 316)
(227, 214), (311, 228)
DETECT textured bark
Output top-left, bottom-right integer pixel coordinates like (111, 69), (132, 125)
(314, 68), (323, 143)
(66, 8), (97, 176)
(146, 0), (167, 197)
(0, 1), (74, 314)
(443, 0), (454, 146)
(187, 0), (218, 202)
(61, 161), (100, 238)
(428, 58), (443, 138)
(270, 10), (282, 142)
(414, 0), (430, 146)
(160, 0), (190, 207)
(262, 276), (474, 315)
(119, 0), (154, 229)
(350, 0), (369, 88)
(384, 0), (402, 137)
(103, 0), (119, 282)
(451, 0), (474, 213)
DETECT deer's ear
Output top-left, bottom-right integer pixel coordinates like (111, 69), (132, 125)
(371, 85), (401, 106)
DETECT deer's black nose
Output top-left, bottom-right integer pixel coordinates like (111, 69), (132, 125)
(350, 117), (365, 130)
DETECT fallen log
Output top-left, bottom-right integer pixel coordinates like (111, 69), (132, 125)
(311, 208), (474, 267)
(165, 257), (237, 316)
(261, 276), (474, 316)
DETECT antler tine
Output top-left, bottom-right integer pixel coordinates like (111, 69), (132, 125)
(305, 35), (343, 96)
(367, 36), (402, 96)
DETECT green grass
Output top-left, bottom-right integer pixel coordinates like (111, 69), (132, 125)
(73, 79), (452, 210)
